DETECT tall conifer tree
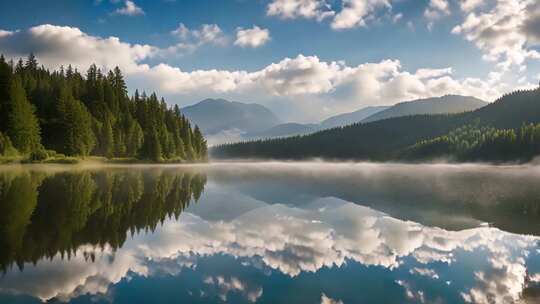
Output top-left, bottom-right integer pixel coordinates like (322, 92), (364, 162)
(7, 76), (41, 154)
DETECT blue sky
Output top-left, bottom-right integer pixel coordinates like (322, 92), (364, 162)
(0, 0), (539, 122)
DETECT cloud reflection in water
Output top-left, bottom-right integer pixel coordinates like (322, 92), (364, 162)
(0, 192), (538, 303)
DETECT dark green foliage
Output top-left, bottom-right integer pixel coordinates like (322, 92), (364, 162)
(7, 76), (41, 154)
(28, 148), (48, 162)
(141, 126), (162, 161)
(192, 126), (207, 161)
(0, 131), (17, 157)
(57, 88), (96, 156)
(403, 122), (540, 162)
(0, 55), (11, 132)
(100, 116), (115, 158)
(0, 171), (42, 271)
(213, 86), (540, 163)
(0, 54), (207, 161)
(124, 115), (144, 158)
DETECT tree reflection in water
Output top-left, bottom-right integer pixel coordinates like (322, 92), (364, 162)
(0, 168), (207, 273)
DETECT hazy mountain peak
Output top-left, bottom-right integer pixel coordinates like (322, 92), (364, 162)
(182, 98), (281, 143)
(320, 106), (390, 129)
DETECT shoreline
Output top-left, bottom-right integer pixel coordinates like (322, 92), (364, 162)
(0, 159), (537, 169)
(0, 156), (208, 166)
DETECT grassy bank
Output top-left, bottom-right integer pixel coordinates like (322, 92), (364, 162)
(0, 155), (205, 165)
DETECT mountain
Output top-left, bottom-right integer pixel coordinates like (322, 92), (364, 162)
(212, 89), (540, 162)
(246, 123), (318, 139)
(182, 99), (280, 135)
(320, 106), (390, 129)
(244, 106), (388, 140)
(361, 95), (487, 123)
(237, 95), (485, 141)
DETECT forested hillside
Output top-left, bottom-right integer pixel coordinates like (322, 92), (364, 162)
(401, 123), (540, 162)
(212, 87), (540, 162)
(0, 54), (207, 162)
(245, 122), (318, 139)
(361, 95), (486, 123)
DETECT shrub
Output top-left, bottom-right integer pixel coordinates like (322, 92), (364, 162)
(0, 132), (18, 157)
(29, 149), (48, 162)
(45, 149), (57, 158)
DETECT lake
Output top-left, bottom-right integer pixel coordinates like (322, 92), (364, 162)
(0, 162), (539, 303)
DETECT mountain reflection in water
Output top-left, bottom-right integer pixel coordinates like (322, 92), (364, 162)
(0, 162), (539, 304)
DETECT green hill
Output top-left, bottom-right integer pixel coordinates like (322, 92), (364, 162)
(212, 88), (540, 162)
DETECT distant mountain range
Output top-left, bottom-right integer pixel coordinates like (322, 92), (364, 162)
(362, 95), (487, 123)
(245, 106), (390, 140)
(182, 95), (488, 144)
(320, 106), (390, 129)
(212, 88), (540, 162)
(245, 123), (319, 139)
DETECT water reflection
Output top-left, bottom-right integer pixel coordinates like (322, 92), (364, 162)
(207, 162), (540, 235)
(0, 163), (539, 303)
(0, 168), (206, 273)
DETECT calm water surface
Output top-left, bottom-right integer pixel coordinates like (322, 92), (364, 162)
(0, 162), (539, 303)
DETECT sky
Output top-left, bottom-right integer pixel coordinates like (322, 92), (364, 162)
(0, 0), (539, 123)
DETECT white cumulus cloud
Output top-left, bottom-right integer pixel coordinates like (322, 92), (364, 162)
(166, 23), (227, 55)
(424, 0), (450, 30)
(266, 0), (394, 30)
(460, 0), (484, 13)
(452, 0), (540, 71)
(331, 0), (392, 30)
(234, 26), (271, 48)
(114, 0), (144, 16)
(0, 24), (156, 73)
(267, 0), (335, 21)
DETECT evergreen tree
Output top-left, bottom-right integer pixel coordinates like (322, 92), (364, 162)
(112, 66), (127, 97)
(0, 53), (208, 162)
(57, 88), (96, 156)
(192, 126), (206, 159)
(114, 126), (126, 156)
(141, 127), (162, 161)
(125, 116), (143, 157)
(100, 115), (115, 158)
(0, 55), (12, 132)
(7, 77), (41, 154)
(24, 53), (38, 72)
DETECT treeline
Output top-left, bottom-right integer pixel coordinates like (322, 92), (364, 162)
(0, 54), (207, 162)
(402, 122), (540, 162)
(213, 86), (540, 163)
(0, 169), (207, 272)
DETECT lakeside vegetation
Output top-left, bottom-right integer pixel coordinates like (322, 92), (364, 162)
(0, 54), (207, 163)
(402, 122), (540, 162)
(213, 86), (540, 163)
